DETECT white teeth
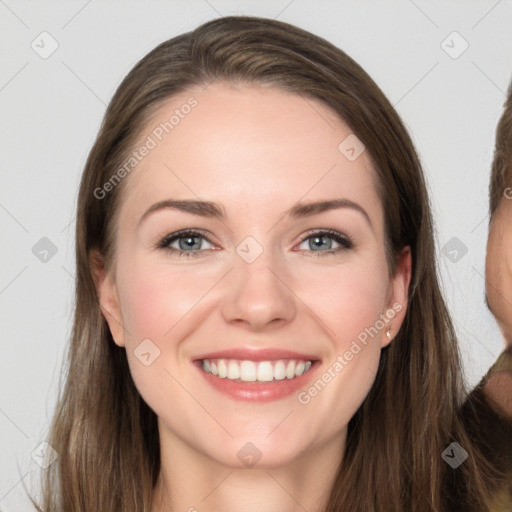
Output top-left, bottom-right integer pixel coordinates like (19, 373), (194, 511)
(286, 360), (295, 379)
(218, 359), (228, 378)
(240, 360), (257, 382)
(274, 360), (286, 380)
(257, 361), (274, 382)
(227, 360), (240, 379)
(201, 358), (313, 382)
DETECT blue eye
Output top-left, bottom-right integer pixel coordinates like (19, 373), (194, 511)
(297, 229), (354, 257)
(156, 229), (214, 258)
(156, 229), (354, 258)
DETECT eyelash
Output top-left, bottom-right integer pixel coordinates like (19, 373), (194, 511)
(155, 228), (354, 258)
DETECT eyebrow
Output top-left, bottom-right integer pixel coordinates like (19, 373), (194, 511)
(137, 198), (373, 230)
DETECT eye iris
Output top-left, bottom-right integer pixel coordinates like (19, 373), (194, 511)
(179, 236), (201, 251)
(310, 235), (332, 251)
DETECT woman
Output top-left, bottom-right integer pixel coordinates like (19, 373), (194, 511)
(32, 16), (512, 511)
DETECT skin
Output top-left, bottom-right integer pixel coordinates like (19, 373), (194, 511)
(484, 195), (512, 417)
(91, 82), (411, 512)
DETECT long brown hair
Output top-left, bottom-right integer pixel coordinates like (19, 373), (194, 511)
(31, 15), (508, 511)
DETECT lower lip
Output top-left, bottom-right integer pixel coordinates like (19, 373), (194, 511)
(194, 361), (320, 402)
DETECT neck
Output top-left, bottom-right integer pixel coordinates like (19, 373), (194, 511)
(151, 422), (346, 512)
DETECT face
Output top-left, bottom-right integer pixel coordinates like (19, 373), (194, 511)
(93, 82), (411, 469)
(486, 195), (512, 344)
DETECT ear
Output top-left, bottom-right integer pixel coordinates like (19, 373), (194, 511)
(89, 248), (126, 347)
(381, 246), (412, 348)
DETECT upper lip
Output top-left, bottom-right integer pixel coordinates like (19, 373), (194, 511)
(193, 348), (320, 362)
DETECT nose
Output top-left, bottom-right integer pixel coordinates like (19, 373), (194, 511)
(221, 248), (297, 331)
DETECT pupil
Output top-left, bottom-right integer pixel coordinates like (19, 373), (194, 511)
(180, 236), (200, 250)
(311, 235), (331, 250)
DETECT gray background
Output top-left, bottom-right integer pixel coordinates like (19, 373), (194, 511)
(1, 0), (511, 509)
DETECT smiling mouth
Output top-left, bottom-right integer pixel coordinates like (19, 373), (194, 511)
(197, 358), (313, 383)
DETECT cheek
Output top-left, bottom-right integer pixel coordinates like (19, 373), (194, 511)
(296, 256), (390, 349)
(117, 260), (205, 343)
(115, 260), (210, 413)
(292, 259), (390, 437)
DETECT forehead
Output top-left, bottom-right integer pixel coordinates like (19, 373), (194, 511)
(118, 82), (380, 225)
